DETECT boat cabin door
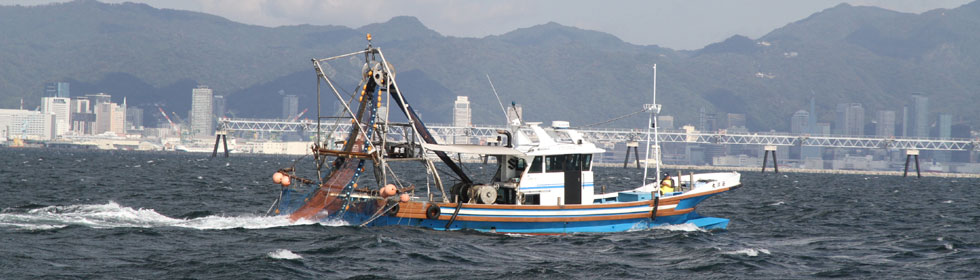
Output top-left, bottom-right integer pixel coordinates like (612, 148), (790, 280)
(563, 155), (582, 204)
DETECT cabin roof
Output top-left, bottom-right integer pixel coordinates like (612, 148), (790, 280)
(422, 143), (525, 156)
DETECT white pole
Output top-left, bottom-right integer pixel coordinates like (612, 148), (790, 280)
(653, 64), (660, 188)
(643, 64), (656, 188)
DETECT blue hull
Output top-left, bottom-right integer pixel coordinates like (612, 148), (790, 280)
(334, 211), (728, 234)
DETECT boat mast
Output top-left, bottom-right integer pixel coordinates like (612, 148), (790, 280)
(642, 64), (660, 188)
(653, 64), (661, 187)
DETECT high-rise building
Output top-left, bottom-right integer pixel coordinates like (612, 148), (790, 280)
(126, 107), (144, 130)
(71, 98), (91, 114)
(93, 101), (125, 136)
(908, 94), (929, 137)
(190, 86), (214, 137)
(938, 113), (952, 139)
(726, 113), (746, 129)
(213, 95), (226, 119)
(791, 110), (809, 134)
(453, 96), (471, 127)
(452, 96), (472, 144)
(951, 124), (971, 162)
(45, 82), (70, 98)
(697, 107), (717, 132)
(901, 105), (909, 137)
(112, 100), (126, 136)
(282, 94), (298, 120)
(85, 93), (111, 106)
(815, 122), (831, 135)
(70, 97), (94, 135)
(801, 98), (821, 159)
(836, 103), (864, 136)
(94, 102), (112, 135)
(41, 97), (71, 136)
(657, 115), (674, 130)
(875, 110), (895, 138)
(698, 107), (706, 131)
(0, 109), (56, 140)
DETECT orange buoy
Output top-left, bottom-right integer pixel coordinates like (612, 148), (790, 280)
(380, 184), (397, 198)
(273, 172), (283, 184)
(281, 176), (291, 187)
(399, 193), (410, 202)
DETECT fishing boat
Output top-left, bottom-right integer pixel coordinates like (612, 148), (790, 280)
(267, 35), (741, 234)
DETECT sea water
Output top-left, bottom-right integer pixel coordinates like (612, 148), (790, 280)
(1, 148), (978, 279)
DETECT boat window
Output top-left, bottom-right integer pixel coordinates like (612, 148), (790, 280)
(565, 154), (581, 171)
(530, 156), (542, 173)
(582, 154), (592, 171)
(546, 155), (565, 173)
(507, 157), (527, 177)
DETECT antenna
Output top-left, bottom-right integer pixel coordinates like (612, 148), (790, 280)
(486, 74), (509, 125)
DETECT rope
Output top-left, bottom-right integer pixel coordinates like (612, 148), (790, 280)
(579, 109), (647, 128)
(444, 195), (463, 231)
(358, 200), (398, 227)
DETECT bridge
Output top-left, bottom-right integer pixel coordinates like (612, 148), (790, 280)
(218, 118), (979, 152)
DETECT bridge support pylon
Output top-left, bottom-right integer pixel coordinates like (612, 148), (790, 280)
(903, 149), (920, 178)
(762, 145), (778, 173)
(211, 131), (229, 158)
(624, 141), (640, 168)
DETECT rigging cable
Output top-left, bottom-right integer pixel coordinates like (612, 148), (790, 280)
(579, 108), (648, 128)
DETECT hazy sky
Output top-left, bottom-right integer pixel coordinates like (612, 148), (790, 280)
(4, 0), (974, 49)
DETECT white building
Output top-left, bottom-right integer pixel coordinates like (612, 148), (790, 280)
(191, 86), (214, 137)
(452, 96), (471, 144)
(0, 109), (56, 140)
(41, 97), (71, 136)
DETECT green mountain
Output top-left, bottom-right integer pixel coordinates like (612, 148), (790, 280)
(2, 0), (980, 131)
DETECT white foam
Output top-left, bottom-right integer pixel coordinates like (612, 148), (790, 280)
(0, 201), (347, 230)
(652, 223), (706, 232)
(942, 200), (953, 204)
(268, 249), (303, 260)
(0, 222), (68, 231)
(769, 201), (786, 206)
(723, 248), (771, 256)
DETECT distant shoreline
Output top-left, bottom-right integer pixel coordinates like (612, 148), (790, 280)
(5, 146), (978, 179)
(592, 162), (980, 179)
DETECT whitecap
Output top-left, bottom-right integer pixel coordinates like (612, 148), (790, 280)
(268, 249), (303, 260)
(0, 222), (68, 231)
(722, 248), (771, 257)
(0, 201), (337, 230)
(941, 200), (953, 204)
(769, 201), (785, 206)
(652, 223), (705, 232)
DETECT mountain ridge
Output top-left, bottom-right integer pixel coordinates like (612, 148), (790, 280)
(2, 0), (980, 132)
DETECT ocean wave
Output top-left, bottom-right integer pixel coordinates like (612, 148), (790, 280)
(0, 201), (347, 230)
(651, 223), (706, 232)
(722, 248), (771, 257)
(268, 249), (303, 260)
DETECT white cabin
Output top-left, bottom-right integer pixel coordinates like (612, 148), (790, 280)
(495, 121), (604, 206)
(422, 121), (605, 206)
